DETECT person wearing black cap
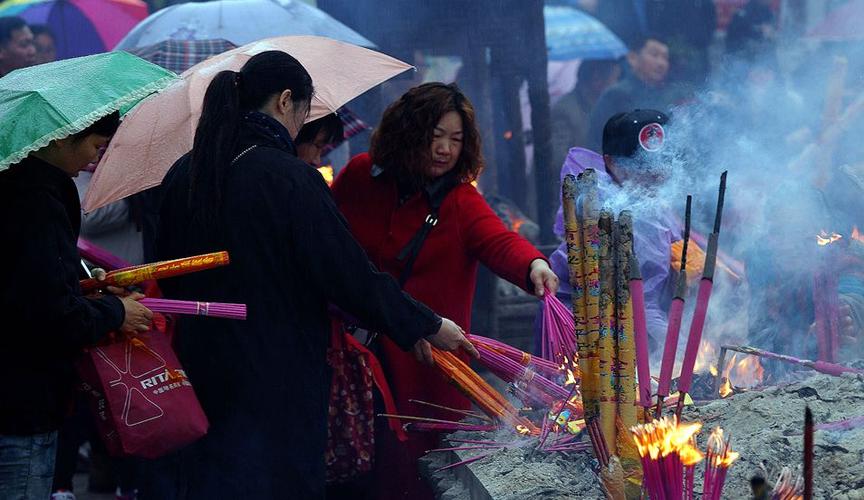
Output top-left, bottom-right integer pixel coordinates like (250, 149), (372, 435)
(546, 109), (682, 355)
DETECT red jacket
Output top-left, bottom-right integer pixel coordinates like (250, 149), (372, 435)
(332, 153), (545, 497)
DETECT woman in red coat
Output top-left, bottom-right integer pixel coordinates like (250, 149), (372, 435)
(331, 83), (559, 499)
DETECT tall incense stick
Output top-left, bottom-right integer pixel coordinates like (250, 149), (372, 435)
(677, 172), (727, 416)
(657, 195), (692, 416)
(804, 407), (814, 500)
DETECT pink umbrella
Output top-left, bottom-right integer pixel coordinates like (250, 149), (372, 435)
(83, 35), (412, 212)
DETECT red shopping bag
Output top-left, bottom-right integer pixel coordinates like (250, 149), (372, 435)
(76, 326), (209, 459)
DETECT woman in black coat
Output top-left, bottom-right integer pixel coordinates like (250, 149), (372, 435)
(0, 113), (153, 500)
(150, 51), (474, 499)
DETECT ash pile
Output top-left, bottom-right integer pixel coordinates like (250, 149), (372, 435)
(422, 367), (864, 500)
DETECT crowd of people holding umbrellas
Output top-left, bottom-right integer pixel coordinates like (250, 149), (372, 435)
(0, 5), (561, 499)
(4, 0), (864, 498)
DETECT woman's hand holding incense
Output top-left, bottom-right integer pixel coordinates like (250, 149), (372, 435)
(529, 259), (559, 297)
(89, 267), (128, 296)
(119, 292), (154, 334)
(413, 339), (434, 365)
(424, 318), (480, 361)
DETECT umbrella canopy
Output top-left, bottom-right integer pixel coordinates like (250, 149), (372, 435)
(0, 0), (148, 59)
(125, 38), (238, 74)
(83, 35), (411, 212)
(0, 51), (176, 171)
(126, 37), (368, 149)
(115, 0), (374, 50)
(544, 5), (627, 61)
(807, 0), (864, 41)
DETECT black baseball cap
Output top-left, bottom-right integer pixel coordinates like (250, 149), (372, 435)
(602, 109), (669, 158)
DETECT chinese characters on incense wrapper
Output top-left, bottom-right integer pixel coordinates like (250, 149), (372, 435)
(562, 170), (639, 482)
(79, 251), (230, 292)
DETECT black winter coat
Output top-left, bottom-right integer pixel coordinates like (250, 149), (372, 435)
(0, 157), (125, 435)
(151, 113), (440, 499)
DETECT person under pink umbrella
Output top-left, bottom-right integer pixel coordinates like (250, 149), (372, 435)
(141, 50), (475, 499)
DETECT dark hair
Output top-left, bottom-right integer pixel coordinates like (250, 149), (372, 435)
(627, 33), (667, 53)
(71, 111), (120, 142)
(370, 82), (483, 188)
(295, 112), (343, 146)
(29, 24), (54, 40)
(577, 59), (620, 85)
(0, 16), (27, 46)
(188, 50), (313, 231)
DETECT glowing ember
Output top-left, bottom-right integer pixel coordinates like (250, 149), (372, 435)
(709, 365), (718, 377)
(563, 368), (578, 387)
(816, 230), (842, 246)
(516, 425), (530, 435)
(853, 226), (864, 243)
(317, 165), (334, 185)
(719, 377), (733, 398)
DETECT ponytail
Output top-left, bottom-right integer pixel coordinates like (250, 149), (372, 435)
(188, 70), (242, 231)
(187, 51), (313, 234)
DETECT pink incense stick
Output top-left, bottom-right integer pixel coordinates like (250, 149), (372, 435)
(404, 422), (497, 433)
(678, 279), (714, 395)
(434, 452), (495, 473)
(77, 238), (132, 270)
(541, 292), (578, 367)
(815, 414), (864, 432)
(470, 335), (560, 377)
(657, 298), (685, 398)
(678, 174), (726, 410)
(630, 255), (652, 412)
(140, 298), (247, 320)
(657, 195), (693, 415)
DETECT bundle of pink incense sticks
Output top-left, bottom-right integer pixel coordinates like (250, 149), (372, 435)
(140, 298), (247, 320)
(470, 335), (561, 377)
(473, 341), (571, 402)
(77, 238), (132, 270)
(541, 292), (579, 369)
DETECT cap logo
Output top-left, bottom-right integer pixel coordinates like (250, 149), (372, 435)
(638, 123), (665, 152)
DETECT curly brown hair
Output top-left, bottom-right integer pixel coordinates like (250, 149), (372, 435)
(370, 82), (484, 188)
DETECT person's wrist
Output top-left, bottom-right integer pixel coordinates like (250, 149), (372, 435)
(530, 258), (548, 270)
(424, 316), (444, 340)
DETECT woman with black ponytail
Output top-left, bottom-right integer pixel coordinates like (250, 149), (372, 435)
(151, 51), (475, 499)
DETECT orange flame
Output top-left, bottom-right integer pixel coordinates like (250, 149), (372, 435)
(706, 427), (740, 467)
(631, 416), (704, 462)
(717, 352), (764, 398)
(680, 441), (705, 466)
(719, 378), (733, 398)
(692, 340), (718, 374)
(731, 354), (764, 388)
(816, 230), (842, 246)
(852, 226), (864, 243)
(516, 424), (530, 435)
